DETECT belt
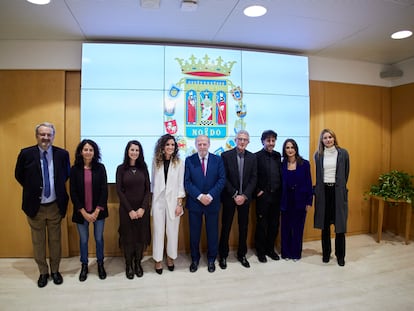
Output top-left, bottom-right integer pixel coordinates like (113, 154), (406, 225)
(324, 183), (335, 187)
(40, 200), (56, 206)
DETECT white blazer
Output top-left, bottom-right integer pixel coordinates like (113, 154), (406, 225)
(151, 158), (185, 220)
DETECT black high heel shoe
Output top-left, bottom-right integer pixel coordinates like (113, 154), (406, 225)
(167, 257), (174, 271)
(155, 262), (163, 275)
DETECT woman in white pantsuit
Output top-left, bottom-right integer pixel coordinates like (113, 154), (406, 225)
(151, 134), (185, 274)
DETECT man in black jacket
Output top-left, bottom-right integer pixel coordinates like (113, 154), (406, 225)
(15, 122), (70, 288)
(254, 130), (282, 262)
(218, 130), (257, 269)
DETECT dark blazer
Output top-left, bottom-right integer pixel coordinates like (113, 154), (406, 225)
(280, 159), (313, 211)
(313, 147), (350, 233)
(15, 145), (70, 218)
(184, 152), (226, 213)
(70, 163), (109, 224)
(220, 148), (257, 205)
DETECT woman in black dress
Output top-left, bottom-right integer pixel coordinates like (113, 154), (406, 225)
(116, 140), (151, 279)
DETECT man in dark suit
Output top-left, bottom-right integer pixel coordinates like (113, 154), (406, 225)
(15, 122), (70, 288)
(255, 130), (282, 263)
(218, 130), (257, 269)
(184, 135), (226, 273)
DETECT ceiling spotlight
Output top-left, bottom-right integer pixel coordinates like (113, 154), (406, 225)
(26, 0), (51, 4)
(181, 0), (198, 12)
(391, 30), (413, 39)
(243, 5), (267, 17)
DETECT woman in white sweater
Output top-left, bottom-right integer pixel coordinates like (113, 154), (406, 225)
(151, 134), (185, 274)
(314, 129), (350, 267)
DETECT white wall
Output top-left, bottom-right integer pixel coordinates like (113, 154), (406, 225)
(1, 40), (413, 87)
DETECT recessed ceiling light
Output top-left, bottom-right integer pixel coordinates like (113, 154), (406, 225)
(243, 5), (267, 17)
(391, 30), (413, 39)
(26, 0), (50, 5)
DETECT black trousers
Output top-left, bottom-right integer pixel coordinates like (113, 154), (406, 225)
(322, 185), (345, 260)
(219, 201), (250, 259)
(254, 191), (281, 256)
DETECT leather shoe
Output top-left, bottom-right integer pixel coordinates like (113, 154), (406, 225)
(167, 264), (175, 272)
(323, 256), (330, 263)
(337, 258), (345, 266)
(51, 272), (63, 285)
(237, 256), (250, 268)
(98, 262), (107, 280)
(37, 273), (49, 288)
(258, 255), (267, 263)
(79, 264), (88, 282)
(135, 262), (143, 277)
(218, 257), (227, 270)
(126, 264), (134, 279)
(207, 262), (215, 273)
(266, 251), (280, 261)
(189, 261), (198, 273)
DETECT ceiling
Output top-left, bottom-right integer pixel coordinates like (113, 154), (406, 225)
(1, 0), (414, 65)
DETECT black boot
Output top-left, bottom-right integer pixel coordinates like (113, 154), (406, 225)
(125, 262), (134, 279)
(79, 264), (88, 282)
(134, 260), (143, 278)
(98, 262), (107, 280)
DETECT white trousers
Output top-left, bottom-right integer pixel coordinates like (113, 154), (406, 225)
(152, 196), (181, 262)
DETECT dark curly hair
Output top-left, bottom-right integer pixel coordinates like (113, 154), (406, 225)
(153, 134), (180, 168)
(74, 139), (101, 168)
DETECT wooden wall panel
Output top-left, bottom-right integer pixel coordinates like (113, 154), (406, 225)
(385, 83), (414, 233)
(0, 70), (67, 257)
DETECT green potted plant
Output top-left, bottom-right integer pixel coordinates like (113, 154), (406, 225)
(368, 170), (414, 203)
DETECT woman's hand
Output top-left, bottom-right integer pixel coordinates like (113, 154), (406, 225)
(81, 208), (96, 223)
(136, 208), (145, 218)
(175, 205), (184, 217)
(129, 210), (138, 220)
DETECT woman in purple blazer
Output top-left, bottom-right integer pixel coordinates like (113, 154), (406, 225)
(280, 139), (313, 261)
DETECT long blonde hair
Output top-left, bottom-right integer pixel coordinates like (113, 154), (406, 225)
(317, 128), (339, 155)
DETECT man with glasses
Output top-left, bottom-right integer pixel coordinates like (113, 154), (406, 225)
(15, 122), (70, 288)
(218, 130), (257, 269)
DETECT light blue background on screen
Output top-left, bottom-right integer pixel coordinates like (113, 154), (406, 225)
(81, 43), (309, 183)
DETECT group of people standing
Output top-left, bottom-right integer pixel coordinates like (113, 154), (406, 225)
(15, 122), (349, 288)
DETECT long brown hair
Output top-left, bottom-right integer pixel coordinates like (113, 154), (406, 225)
(282, 138), (304, 165)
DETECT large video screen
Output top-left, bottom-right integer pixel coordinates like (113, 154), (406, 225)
(81, 43), (309, 182)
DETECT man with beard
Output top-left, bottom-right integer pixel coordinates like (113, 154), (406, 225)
(15, 122), (70, 288)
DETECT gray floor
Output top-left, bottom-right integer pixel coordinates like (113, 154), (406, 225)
(1, 233), (414, 311)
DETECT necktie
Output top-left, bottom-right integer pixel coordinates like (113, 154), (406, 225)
(42, 151), (51, 198)
(201, 157), (206, 176)
(238, 153), (244, 194)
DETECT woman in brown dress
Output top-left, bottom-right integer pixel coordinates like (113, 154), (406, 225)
(116, 140), (151, 279)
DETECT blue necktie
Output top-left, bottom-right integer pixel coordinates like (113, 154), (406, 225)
(42, 151), (51, 198)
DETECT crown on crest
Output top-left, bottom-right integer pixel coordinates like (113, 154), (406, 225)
(175, 54), (236, 77)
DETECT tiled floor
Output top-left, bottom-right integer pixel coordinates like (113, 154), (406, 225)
(1, 233), (414, 311)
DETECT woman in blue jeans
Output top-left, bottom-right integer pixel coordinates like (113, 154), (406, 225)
(70, 139), (108, 281)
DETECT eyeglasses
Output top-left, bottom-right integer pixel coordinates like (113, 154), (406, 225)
(237, 138), (249, 142)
